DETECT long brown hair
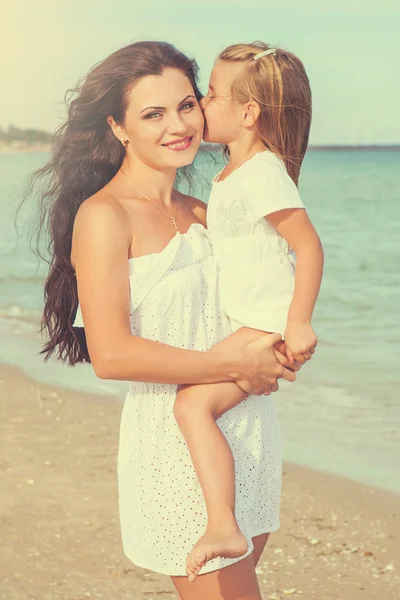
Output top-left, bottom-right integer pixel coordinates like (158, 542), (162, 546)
(22, 41), (202, 365)
(219, 42), (312, 185)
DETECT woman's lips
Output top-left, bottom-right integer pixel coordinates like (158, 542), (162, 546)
(162, 136), (193, 151)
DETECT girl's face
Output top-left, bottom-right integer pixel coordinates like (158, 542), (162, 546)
(118, 68), (204, 170)
(201, 60), (245, 144)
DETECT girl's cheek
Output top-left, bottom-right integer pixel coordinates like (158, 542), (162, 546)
(209, 107), (219, 124)
(203, 101), (213, 118)
(192, 108), (205, 128)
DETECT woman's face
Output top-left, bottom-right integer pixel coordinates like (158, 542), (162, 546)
(201, 59), (244, 144)
(121, 68), (204, 169)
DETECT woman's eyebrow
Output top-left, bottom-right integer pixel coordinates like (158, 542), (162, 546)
(179, 94), (196, 104)
(140, 104), (165, 114)
(140, 95), (196, 114)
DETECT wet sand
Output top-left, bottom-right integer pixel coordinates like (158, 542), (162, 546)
(1, 363), (398, 600)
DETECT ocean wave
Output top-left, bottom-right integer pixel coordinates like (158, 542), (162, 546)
(0, 306), (41, 324)
(0, 274), (45, 283)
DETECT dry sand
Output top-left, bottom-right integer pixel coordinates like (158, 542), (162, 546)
(0, 363), (398, 600)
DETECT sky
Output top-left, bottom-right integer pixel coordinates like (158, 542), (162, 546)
(1, 0), (399, 144)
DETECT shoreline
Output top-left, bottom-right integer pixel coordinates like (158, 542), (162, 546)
(1, 143), (400, 155)
(0, 143), (51, 154)
(1, 328), (398, 496)
(1, 362), (399, 599)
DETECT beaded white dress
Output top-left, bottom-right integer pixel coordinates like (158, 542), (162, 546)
(73, 222), (282, 576)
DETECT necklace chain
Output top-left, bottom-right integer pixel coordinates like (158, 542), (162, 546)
(120, 168), (178, 231)
(216, 151), (263, 183)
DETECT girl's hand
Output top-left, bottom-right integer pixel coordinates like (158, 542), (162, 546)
(284, 322), (317, 364)
(273, 345), (304, 371)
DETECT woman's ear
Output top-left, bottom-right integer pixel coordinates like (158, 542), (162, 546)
(243, 101), (261, 128)
(107, 116), (127, 144)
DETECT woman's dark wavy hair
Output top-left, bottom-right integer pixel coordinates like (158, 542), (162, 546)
(23, 41), (203, 366)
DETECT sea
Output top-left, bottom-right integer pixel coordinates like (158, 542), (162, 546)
(1, 149), (399, 494)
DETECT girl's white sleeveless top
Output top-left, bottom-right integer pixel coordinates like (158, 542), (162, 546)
(207, 151), (305, 335)
(73, 223), (282, 576)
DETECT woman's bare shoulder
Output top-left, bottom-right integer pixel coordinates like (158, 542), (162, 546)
(176, 191), (207, 226)
(71, 190), (131, 267)
(74, 189), (132, 241)
(77, 188), (127, 219)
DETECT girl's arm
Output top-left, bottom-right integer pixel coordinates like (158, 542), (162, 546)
(71, 197), (288, 391)
(266, 208), (324, 357)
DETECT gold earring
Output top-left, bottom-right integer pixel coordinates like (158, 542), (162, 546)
(120, 139), (127, 147)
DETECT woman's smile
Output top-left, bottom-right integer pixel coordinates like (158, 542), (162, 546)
(162, 135), (194, 151)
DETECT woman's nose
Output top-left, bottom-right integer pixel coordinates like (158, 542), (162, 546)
(199, 97), (206, 111)
(168, 111), (188, 133)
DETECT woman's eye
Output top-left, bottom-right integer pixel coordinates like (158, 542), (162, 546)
(180, 102), (195, 111)
(144, 112), (162, 119)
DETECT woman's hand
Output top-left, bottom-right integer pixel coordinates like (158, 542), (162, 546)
(234, 333), (296, 395)
(273, 346), (304, 372)
(284, 322), (317, 364)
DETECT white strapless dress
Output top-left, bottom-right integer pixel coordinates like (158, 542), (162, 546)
(74, 223), (282, 576)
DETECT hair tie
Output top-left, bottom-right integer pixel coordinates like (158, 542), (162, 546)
(253, 48), (277, 61)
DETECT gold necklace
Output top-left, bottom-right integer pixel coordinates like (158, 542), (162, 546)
(216, 151), (264, 183)
(120, 168), (178, 231)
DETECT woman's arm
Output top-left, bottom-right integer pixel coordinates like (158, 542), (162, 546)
(71, 197), (288, 391)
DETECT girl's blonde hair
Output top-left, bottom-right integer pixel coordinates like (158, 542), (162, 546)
(219, 42), (312, 185)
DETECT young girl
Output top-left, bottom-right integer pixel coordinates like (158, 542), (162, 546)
(174, 42), (324, 581)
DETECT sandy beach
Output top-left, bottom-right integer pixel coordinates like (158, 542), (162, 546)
(1, 363), (398, 600)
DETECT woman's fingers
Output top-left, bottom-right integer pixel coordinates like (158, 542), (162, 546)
(280, 366), (296, 383)
(263, 381), (279, 396)
(266, 332), (283, 347)
(239, 332), (301, 394)
(273, 340), (287, 355)
(273, 349), (290, 366)
(289, 359), (303, 371)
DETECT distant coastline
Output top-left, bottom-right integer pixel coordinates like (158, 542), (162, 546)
(0, 125), (52, 154)
(2, 143), (400, 155)
(308, 144), (400, 152)
(1, 128), (399, 156)
(201, 142), (400, 153)
(0, 142), (52, 153)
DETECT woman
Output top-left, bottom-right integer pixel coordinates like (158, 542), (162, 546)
(32, 41), (304, 600)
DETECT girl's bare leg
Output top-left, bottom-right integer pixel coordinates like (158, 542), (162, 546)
(172, 552), (263, 600)
(173, 327), (268, 582)
(175, 533), (270, 600)
(251, 532), (270, 567)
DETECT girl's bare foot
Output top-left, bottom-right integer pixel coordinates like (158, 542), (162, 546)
(185, 526), (248, 583)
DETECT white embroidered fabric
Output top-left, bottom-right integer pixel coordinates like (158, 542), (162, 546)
(73, 223), (282, 576)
